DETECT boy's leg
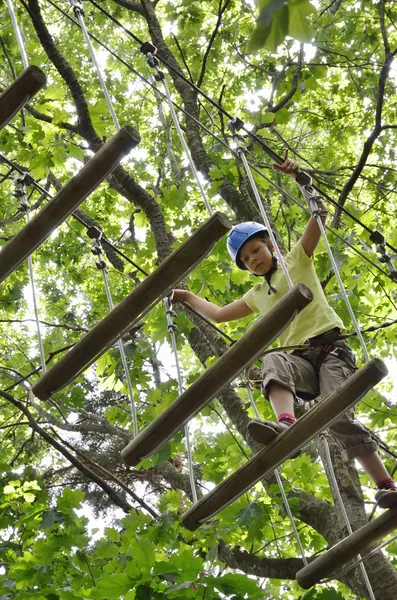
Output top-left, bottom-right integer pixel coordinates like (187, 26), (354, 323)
(319, 344), (397, 508)
(248, 352), (318, 446)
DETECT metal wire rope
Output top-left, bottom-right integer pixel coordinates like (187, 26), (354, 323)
(225, 122), (312, 566)
(13, 175), (47, 375)
(164, 296), (198, 503)
(68, 0), (120, 130)
(5, 3), (47, 377)
(85, 0), (397, 258)
(320, 433), (376, 600)
(87, 228), (139, 437)
(6, 0), (29, 69)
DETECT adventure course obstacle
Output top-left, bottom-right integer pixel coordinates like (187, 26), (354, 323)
(181, 358), (388, 531)
(0, 126), (140, 284)
(0, 65), (47, 130)
(296, 505), (397, 588)
(121, 283), (313, 466)
(31, 212), (232, 400)
(3, 4), (397, 597)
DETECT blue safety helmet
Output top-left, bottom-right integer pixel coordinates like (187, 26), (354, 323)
(226, 221), (269, 270)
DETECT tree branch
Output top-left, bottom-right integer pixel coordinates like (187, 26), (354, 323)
(0, 390), (133, 513)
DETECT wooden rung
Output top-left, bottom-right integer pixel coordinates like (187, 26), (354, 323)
(121, 283), (313, 466)
(32, 212), (233, 400)
(0, 125), (140, 284)
(182, 358), (388, 531)
(0, 66), (47, 131)
(296, 505), (397, 588)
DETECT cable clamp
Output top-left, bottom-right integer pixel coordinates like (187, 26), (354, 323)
(15, 171), (34, 187)
(141, 42), (159, 68)
(227, 117), (245, 134)
(370, 230), (397, 281)
(70, 0), (85, 17)
(95, 260), (107, 271)
(87, 226), (103, 241)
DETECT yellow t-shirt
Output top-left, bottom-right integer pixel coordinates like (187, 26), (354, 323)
(243, 240), (344, 347)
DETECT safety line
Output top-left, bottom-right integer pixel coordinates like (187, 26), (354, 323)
(306, 189), (370, 363)
(245, 381), (308, 566)
(230, 120), (293, 289)
(14, 176), (47, 374)
(164, 296), (198, 503)
(88, 229), (138, 436)
(68, 0), (120, 130)
(143, 49), (213, 217)
(6, 0), (29, 69)
(249, 163), (392, 280)
(321, 434), (375, 600)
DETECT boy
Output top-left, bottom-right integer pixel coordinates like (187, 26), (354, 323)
(175, 153), (397, 509)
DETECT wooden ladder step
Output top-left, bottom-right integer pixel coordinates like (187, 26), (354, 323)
(296, 505), (397, 589)
(181, 358), (388, 531)
(121, 283), (313, 466)
(0, 66), (47, 130)
(0, 125), (140, 284)
(32, 212), (233, 401)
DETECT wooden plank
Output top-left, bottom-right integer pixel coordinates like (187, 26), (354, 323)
(0, 66), (47, 130)
(121, 283), (313, 466)
(0, 125), (140, 284)
(296, 506), (397, 589)
(182, 358), (388, 531)
(32, 212), (233, 401)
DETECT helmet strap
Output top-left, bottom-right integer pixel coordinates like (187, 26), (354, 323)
(264, 255), (278, 295)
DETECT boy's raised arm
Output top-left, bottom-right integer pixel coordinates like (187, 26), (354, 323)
(173, 290), (252, 323)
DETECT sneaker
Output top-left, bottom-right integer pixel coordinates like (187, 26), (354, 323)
(375, 485), (397, 509)
(247, 419), (300, 458)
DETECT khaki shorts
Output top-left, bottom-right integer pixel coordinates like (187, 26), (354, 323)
(261, 340), (378, 462)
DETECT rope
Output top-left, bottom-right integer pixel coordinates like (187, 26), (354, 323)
(303, 186), (370, 363)
(88, 227), (138, 438)
(142, 46), (213, 217)
(68, 0), (120, 130)
(13, 174), (46, 374)
(244, 380), (308, 566)
(320, 433), (376, 600)
(164, 296), (198, 503)
(85, 0), (397, 258)
(6, 0), (29, 69)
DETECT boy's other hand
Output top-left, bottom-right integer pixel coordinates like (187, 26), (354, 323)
(272, 149), (300, 178)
